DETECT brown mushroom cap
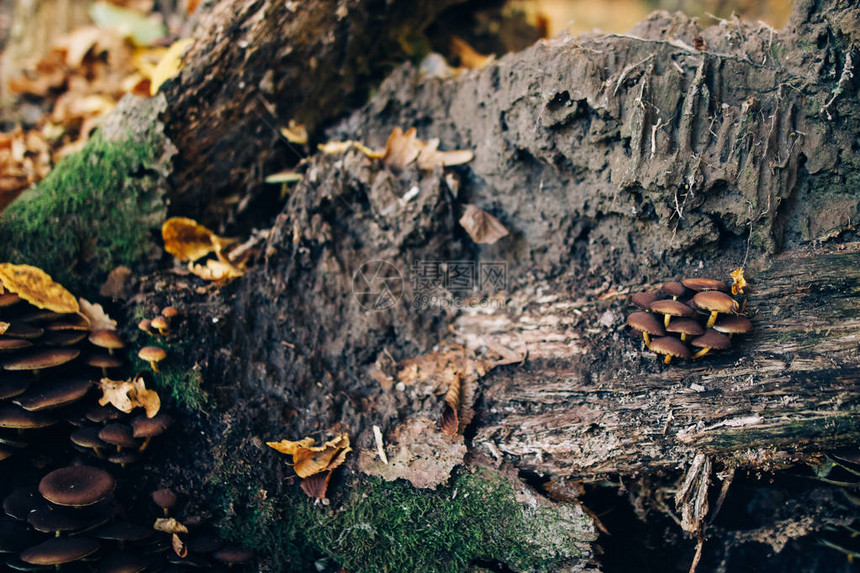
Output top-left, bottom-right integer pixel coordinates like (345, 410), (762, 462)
(0, 377), (30, 400)
(648, 336), (691, 360)
(85, 404), (122, 424)
(626, 312), (666, 337)
(666, 318), (704, 338)
(97, 551), (149, 573)
(39, 466), (116, 507)
(27, 505), (88, 534)
(713, 315), (753, 335)
(691, 329), (732, 351)
(2, 323), (44, 339)
(212, 547), (254, 565)
(0, 405), (57, 429)
(649, 299), (696, 318)
(98, 423), (137, 449)
(86, 354), (124, 370)
(88, 330), (125, 351)
(3, 489), (47, 521)
(70, 426), (109, 450)
(138, 318), (152, 333)
(42, 330), (88, 346)
(131, 413), (172, 438)
(629, 291), (660, 309)
(3, 348), (80, 371)
(44, 315), (90, 331)
(151, 488), (177, 511)
(0, 338), (33, 352)
(150, 316), (169, 332)
(13, 378), (92, 412)
(138, 346), (166, 363)
(660, 281), (688, 298)
(0, 293), (21, 307)
(692, 291), (739, 314)
(107, 451), (140, 465)
(161, 306), (179, 319)
(19, 537), (100, 565)
(682, 278), (729, 291)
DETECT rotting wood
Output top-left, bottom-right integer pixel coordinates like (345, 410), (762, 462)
(457, 244), (860, 480)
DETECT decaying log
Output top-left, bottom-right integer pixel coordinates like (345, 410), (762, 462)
(456, 243), (860, 480)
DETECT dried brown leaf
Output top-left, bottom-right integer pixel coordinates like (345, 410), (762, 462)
(162, 217), (224, 262)
(382, 127), (422, 170)
(450, 36), (493, 69)
(416, 138), (473, 170)
(154, 517), (188, 535)
(267, 433), (351, 478)
(98, 375), (161, 418)
(459, 204), (509, 245)
(440, 377), (461, 435)
(79, 298), (117, 331)
(171, 533), (188, 558)
(280, 122), (308, 145)
(187, 259), (244, 281)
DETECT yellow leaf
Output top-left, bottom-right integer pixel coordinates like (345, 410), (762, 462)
(0, 263), (79, 314)
(162, 217), (235, 262)
(187, 259), (244, 281)
(318, 140), (355, 154)
(450, 36), (492, 69)
(280, 121), (308, 145)
(267, 433), (351, 478)
(150, 38), (193, 96)
(730, 267), (747, 296)
(383, 127), (422, 170)
(98, 375), (161, 418)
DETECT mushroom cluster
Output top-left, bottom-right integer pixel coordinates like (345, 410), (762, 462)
(626, 277), (752, 364)
(2, 467), (253, 570)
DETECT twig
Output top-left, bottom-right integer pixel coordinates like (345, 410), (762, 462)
(821, 51), (854, 121)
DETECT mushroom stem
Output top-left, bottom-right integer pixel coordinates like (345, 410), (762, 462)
(139, 437), (152, 453)
(680, 333), (687, 342)
(706, 311), (719, 328)
(148, 360), (160, 373)
(692, 347), (711, 359)
(642, 332), (651, 347)
(663, 354), (672, 365)
(663, 314), (670, 328)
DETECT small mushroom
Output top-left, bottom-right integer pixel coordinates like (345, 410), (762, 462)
(70, 426), (108, 458)
(138, 318), (152, 334)
(131, 412), (172, 452)
(629, 290), (660, 310)
(692, 291), (739, 328)
(86, 353), (124, 377)
(161, 306), (180, 320)
(690, 329), (732, 359)
(152, 488), (177, 516)
(682, 278), (728, 292)
(665, 318), (704, 343)
(19, 537), (100, 566)
(98, 423), (137, 452)
(626, 312), (665, 347)
(649, 299), (696, 328)
(88, 330), (125, 355)
(138, 346), (166, 372)
(713, 315), (753, 339)
(660, 281), (688, 300)
(150, 316), (169, 336)
(648, 336), (691, 364)
(213, 546), (254, 567)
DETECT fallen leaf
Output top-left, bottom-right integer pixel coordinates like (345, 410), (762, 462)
(79, 298), (117, 331)
(153, 517), (188, 535)
(450, 36), (493, 69)
(280, 121), (308, 145)
(162, 217), (235, 262)
(416, 138), (473, 170)
(187, 259), (244, 281)
(264, 170), (303, 184)
(0, 322), (9, 334)
(382, 127), (422, 170)
(0, 263), (79, 314)
(267, 433), (351, 478)
(171, 533), (188, 558)
(358, 417), (466, 489)
(459, 204), (509, 245)
(440, 376), (461, 435)
(149, 38), (193, 95)
(318, 140), (356, 154)
(98, 375), (161, 418)
(730, 267), (747, 296)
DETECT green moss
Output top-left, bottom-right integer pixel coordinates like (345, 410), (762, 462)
(212, 454), (592, 573)
(130, 338), (209, 413)
(0, 96), (172, 294)
(297, 469), (590, 573)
